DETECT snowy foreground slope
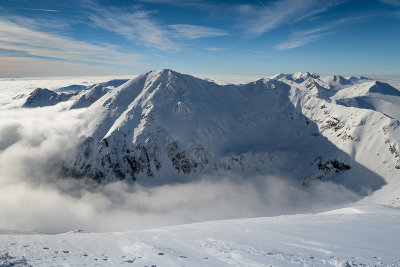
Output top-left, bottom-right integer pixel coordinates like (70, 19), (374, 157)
(1, 205), (400, 266)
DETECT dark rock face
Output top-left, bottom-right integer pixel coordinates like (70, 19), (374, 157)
(171, 146), (209, 174)
(317, 158), (351, 175)
(322, 117), (344, 132)
(63, 137), (105, 182)
(67, 134), (209, 182)
(123, 143), (162, 180)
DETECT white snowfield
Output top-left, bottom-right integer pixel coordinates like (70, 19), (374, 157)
(1, 205), (399, 266)
(1, 70), (400, 266)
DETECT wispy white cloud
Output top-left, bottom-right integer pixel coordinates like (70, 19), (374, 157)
(15, 8), (62, 12)
(380, 0), (400, 7)
(85, 2), (227, 50)
(235, 0), (344, 36)
(136, 0), (216, 10)
(275, 27), (329, 50)
(0, 19), (146, 69)
(6, 15), (71, 31)
(169, 24), (227, 39)
(380, 0), (400, 18)
(87, 5), (178, 51)
(0, 1), (229, 77)
(275, 14), (381, 51)
(203, 47), (227, 52)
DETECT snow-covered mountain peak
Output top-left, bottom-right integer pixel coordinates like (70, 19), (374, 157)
(136, 69), (190, 87)
(15, 70), (400, 203)
(318, 74), (368, 90)
(369, 80), (400, 96)
(22, 88), (75, 108)
(53, 71), (396, 197)
(332, 80), (400, 99)
(292, 71), (320, 80)
(271, 72), (320, 83)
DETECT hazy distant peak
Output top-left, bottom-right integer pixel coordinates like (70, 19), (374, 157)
(271, 72), (320, 83)
(369, 81), (400, 96)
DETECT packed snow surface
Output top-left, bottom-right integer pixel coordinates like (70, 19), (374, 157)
(1, 205), (399, 266)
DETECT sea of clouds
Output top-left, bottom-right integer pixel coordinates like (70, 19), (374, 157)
(0, 85), (359, 233)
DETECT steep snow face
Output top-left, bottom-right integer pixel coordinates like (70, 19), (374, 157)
(286, 76), (400, 205)
(64, 70), (357, 185)
(331, 81), (400, 121)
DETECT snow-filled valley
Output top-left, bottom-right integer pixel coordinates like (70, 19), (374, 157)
(1, 70), (400, 266)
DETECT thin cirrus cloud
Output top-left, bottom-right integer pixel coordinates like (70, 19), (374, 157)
(380, 0), (400, 7)
(87, 5), (178, 51)
(275, 27), (329, 51)
(169, 24), (228, 39)
(15, 8), (62, 12)
(0, 19), (145, 66)
(235, 0), (344, 36)
(7, 15), (72, 31)
(275, 14), (382, 51)
(86, 4), (228, 51)
(136, 0), (216, 10)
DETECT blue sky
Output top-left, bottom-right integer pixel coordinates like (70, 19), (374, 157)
(0, 0), (399, 77)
